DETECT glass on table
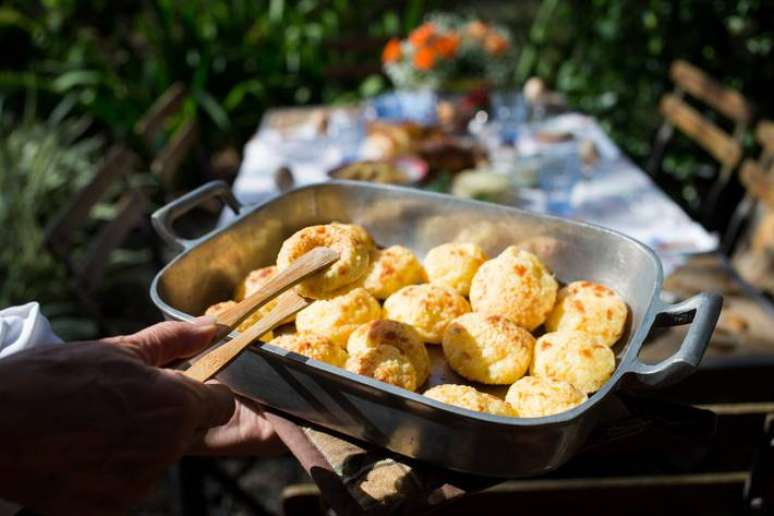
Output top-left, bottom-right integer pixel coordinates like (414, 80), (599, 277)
(325, 109), (366, 162)
(534, 144), (582, 217)
(487, 147), (540, 188)
(489, 90), (528, 145)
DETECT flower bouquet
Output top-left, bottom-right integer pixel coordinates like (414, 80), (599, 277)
(382, 14), (515, 92)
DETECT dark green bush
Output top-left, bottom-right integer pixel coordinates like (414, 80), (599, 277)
(0, 0), (437, 149)
(516, 0), (773, 211)
(0, 97), (102, 307)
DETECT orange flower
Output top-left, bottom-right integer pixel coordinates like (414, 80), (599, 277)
(484, 33), (509, 55)
(466, 20), (489, 40)
(432, 33), (460, 59)
(409, 22), (436, 47)
(413, 46), (436, 71)
(382, 38), (402, 64)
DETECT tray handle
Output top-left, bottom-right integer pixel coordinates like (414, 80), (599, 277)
(151, 180), (241, 251)
(624, 292), (723, 389)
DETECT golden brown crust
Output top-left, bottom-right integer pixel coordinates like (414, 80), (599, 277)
(234, 265), (278, 301)
(505, 376), (587, 417)
(383, 284), (471, 344)
(442, 313), (534, 384)
(423, 384), (517, 417)
(269, 332), (347, 367)
(424, 242), (487, 296)
(530, 331), (616, 393)
(276, 223), (373, 299)
(361, 245), (427, 299)
(348, 320), (430, 386)
(545, 281), (628, 347)
(346, 346), (417, 391)
(295, 287), (382, 347)
(469, 247), (558, 331)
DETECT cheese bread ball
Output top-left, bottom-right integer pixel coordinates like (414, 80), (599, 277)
(469, 247), (558, 331)
(276, 223), (373, 299)
(204, 301), (272, 342)
(347, 320), (431, 386)
(505, 376), (587, 418)
(424, 384), (517, 417)
(269, 332), (347, 367)
(234, 265), (278, 301)
(346, 346), (417, 391)
(296, 287), (382, 347)
(545, 281), (628, 347)
(233, 265), (297, 325)
(361, 245), (427, 299)
(424, 243), (487, 296)
(383, 284), (471, 344)
(531, 331), (616, 394)
(442, 313), (534, 384)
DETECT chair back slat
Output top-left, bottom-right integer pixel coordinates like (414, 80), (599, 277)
(150, 118), (199, 188)
(756, 120), (774, 154)
(77, 189), (148, 292)
(44, 146), (137, 256)
(670, 60), (754, 125)
(740, 160), (774, 208)
(135, 82), (187, 147)
(659, 94), (743, 168)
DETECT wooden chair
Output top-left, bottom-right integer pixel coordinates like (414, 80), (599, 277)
(43, 146), (150, 333)
(647, 60), (753, 229)
(730, 120), (774, 295)
(134, 82), (203, 192)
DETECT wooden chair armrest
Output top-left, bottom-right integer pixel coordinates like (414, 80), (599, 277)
(670, 60), (753, 124)
(150, 118), (199, 189)
(660, 94), (742, 168)
(135, 82), (187, 147)
(77, 189), (148, 292)
(44, 146), (137, 256)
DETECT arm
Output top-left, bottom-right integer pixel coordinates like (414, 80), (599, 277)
(0, 318), (282, 516)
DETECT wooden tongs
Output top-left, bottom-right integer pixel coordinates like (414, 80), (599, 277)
(184, 247), (338, 382)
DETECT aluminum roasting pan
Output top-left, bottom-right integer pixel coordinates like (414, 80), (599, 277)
(150, 180), (721, 477)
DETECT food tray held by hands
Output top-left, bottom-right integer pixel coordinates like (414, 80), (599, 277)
(150, 180), (721, 477)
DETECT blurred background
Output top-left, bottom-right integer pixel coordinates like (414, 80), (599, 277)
(1, 0), (772, 340)
(2, 2), (774, 514)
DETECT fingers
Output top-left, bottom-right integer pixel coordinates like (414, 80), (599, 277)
(165, 371), (236, 430)
(188, 395), (286, 456)
(112, 317), (218, 366)
(196, 381), (236, 429)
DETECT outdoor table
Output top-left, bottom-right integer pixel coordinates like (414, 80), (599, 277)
(221, 104), (774, 514)
(230, 109), (717, 276)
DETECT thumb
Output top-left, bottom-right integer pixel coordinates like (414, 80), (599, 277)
(116, 317), (218, 366)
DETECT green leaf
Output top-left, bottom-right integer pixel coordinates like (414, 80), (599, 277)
(223, 80), (266, 111)
(51, 70), (101, 92)
(0, 7), (40, 33)
(193, 89), (231, 130)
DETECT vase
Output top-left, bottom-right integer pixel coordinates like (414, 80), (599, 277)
(394, 88), (438, 125)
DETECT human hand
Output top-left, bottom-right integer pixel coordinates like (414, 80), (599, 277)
(0, 318), (282, 515)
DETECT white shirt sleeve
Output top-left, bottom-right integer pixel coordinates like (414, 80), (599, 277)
(0, 302), (63, 360)
(0, 302), (64, 515)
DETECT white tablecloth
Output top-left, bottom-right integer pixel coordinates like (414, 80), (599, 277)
(229, 111), (717, 275)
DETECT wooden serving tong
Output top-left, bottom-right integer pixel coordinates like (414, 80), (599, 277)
(184, 247), (338, 382)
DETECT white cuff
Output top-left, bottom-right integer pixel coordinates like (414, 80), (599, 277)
(0, 302), (63, 360)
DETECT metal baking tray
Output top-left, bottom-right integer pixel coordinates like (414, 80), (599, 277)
(150, 180), (721, 477)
